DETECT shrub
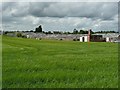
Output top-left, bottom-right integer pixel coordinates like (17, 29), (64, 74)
(73, 39), (76, 41)
(60, 38), (63, 40)
(22, 35), (27, 38)
(16, 32), (22, 37)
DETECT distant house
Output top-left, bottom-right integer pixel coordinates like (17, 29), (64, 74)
(18, 30), (120, 42)
(6, 32), (16, 37)
(103, 33), (119, 42)
(79, 34), (104, 42)
(79, 30), (119, 42)
(90, 35), (105, 42)
(79, 30), (104, 42)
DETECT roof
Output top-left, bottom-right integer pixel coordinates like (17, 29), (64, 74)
(93, 33), (119, 38)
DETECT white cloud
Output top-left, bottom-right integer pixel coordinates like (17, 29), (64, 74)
(2, 2), (118, 32)
(1, 0), (119, 2)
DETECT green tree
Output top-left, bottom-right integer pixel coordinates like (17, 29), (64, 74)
(73, 29), (78, 34)
(16, 32), (22, 37)
(35, 25), (42, 33)
(79, 30), (85, 34)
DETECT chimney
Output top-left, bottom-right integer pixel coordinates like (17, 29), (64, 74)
(88, 29), (91, 42)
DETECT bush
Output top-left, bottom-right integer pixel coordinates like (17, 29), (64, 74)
(16, 32), (22, 37)
(77, 39), (80, 41)
(22, 35), (27, 38)
(60, 38), (63, 40)
(73, 39), (76, 41)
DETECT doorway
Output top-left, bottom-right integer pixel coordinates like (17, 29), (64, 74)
(82, 37), (85, 42)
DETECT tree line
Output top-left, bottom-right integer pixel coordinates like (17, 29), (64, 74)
(3, 25), (118, 35)
(34, 25), (118, 34)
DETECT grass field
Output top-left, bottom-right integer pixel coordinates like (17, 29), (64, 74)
(2, 36), (118, 88)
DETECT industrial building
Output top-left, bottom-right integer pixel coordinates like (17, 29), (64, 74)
(4, 30), (120, 42)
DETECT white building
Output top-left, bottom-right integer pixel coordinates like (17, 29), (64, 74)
(103, 33), (119, 42)
(80, 36), (88, 42)
(106, 37), (110, 42)
(26, 35), (30, 38)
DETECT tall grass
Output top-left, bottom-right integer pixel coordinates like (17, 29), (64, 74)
(2, 36), (118, 88)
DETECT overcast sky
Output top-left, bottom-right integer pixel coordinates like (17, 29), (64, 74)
(2, 2), (118, 32)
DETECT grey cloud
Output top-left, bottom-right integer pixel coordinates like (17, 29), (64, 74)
(2, 2), (118, 31)
(28, 2), (53, 17)
(2, 2), (18, 12)
(2, 2), (118, 20)
(27, 2), (117, 20)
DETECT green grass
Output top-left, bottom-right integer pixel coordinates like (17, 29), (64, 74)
(2, 36), (118, 88)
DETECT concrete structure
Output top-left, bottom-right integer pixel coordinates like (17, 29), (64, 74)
(88, 30), (91, 42)
(91, 35), (104, 42)
(79, 29), (91, 42)
(26, 35), (30, 38)
(106, 37), (110, 42)
(80, 36), (88, 42)
(103, 33), (119, 42)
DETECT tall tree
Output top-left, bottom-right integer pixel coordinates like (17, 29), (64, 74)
(35, 25), (42, 33)
(73, 29), (78, 34)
